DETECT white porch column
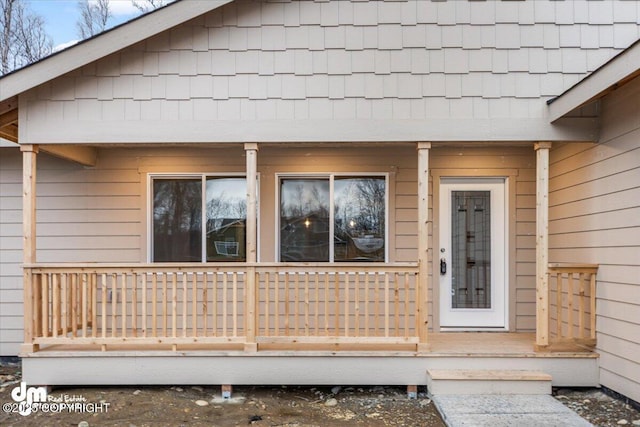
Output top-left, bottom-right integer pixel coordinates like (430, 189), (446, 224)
(417, 142), (431, 349)
(21, 144), (38, 352)
(534, 141), (552, 349)
(244, 143), (258, 351)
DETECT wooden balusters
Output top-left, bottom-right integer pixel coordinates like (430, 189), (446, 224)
(547, 264), (598, 349)
(24, 263), (420, 351)
(255, 267), (419, 345)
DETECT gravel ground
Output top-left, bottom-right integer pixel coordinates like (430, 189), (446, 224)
(2, 360), (639, 426)
(554, 388), (640, 427)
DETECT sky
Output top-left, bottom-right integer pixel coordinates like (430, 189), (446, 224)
(26, 0), (165, 51)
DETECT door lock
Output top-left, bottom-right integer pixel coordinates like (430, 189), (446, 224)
(440, 258), (447, 275)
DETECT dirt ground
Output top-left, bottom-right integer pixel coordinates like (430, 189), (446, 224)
(0, 362), (445, 427)
(3, 361), (639, 427)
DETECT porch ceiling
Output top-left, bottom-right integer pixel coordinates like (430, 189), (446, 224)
(0, 96), (18, 143)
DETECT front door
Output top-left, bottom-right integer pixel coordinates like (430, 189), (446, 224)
(439, 178), (507, 329)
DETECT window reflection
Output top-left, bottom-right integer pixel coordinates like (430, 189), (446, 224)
(206, 178), (247, 261)
(280, 176), (386, 262)
(152, 176), (248, 263)
(334, 177), (385, 262)
(153, 179), (202, 262)
(280, 179), (330, 261)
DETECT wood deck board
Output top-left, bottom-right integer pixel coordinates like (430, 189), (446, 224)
(427, 369), (552, 381)
(429, 332), (537, 354)
(429, 332), (595, 356)
(24, 333), (597, 358)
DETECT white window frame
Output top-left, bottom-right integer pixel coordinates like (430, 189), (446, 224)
(147, 173), (258, 263)
(275, 173), (389, 263)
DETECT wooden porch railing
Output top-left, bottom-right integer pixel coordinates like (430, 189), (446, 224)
(546, 264), (598, 349)
(22, 263), (420, 352)
(256, 265), (418, 346)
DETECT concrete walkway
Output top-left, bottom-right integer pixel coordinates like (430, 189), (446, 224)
(432, 394), (593, 427)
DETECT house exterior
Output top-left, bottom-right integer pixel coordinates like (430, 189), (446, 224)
(547, 39), (640, 403)
(0, 0), (638, 402)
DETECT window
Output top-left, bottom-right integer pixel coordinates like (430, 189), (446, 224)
(279, 175), (386, 262)
(280, 179), (330, 261)
(151, 176), (247, 262)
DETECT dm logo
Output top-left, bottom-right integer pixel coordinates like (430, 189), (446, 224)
(11, 382), (47, 416)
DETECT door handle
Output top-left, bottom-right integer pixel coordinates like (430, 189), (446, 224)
(440, 258), (447, 275)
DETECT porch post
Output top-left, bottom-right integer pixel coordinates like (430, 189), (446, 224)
(244, 143), (258, 352)
(21, 144), (39, 353)
(534, 142), (552, 349)
(417, 142), (431, 350)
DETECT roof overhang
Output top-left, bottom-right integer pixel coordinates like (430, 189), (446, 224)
(548, 39), (640, 122)
(0, 0), (233, 102)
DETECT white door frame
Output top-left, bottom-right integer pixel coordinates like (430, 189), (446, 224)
(439, 177), (508, 330)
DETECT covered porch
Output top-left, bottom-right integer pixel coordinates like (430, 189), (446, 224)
(18, 142), (598, 361)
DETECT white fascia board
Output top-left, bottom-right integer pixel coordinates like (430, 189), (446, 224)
(23, 117), (599, 144)
(548, 40), (640, 123)
(0, 0), (233, 102)
(0, 137), (18, 147)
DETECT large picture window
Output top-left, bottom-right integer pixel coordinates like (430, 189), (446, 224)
(152, 176), (247, 262)
(280, 175), (386, 262)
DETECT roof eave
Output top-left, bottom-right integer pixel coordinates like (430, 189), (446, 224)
(548, 38), (640, 123)
(0, 0), (233, 102)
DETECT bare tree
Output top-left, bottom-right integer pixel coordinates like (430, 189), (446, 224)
(0, 0), (52, 75)
(77, 0), (111, 39)
(131, 0), (168, 14)
(0, 0), (16, 74)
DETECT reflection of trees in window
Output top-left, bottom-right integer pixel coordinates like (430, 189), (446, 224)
(152, 177), (248, 262)
(281, 181), (329, 219)
(280, 180), (330, 262)
(279, 177), (386, 262)
(206, 182), (246, 233)
(206, 178), (247, 261)
(153, 179), (202, 262)
(335, 177), (385, 261)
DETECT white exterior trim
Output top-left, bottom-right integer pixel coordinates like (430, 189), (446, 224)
(0, 138), (17, 147)
(21, 118), (598, 144)
(548, 40), (640, 122)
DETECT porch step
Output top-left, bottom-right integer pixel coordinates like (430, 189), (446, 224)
(426, 369), (552, 395)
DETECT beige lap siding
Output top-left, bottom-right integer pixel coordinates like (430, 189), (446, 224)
(549, 75), (640, 403)
(0, 148), (23, 355)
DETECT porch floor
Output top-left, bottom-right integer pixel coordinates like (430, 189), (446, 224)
(25, 332), (596, 358)
(427, 332), (597, 358)
(22, 333), (599, 387)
